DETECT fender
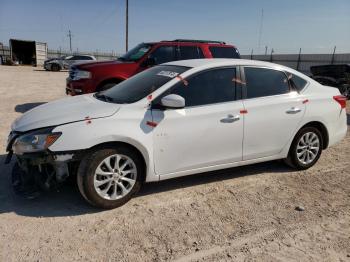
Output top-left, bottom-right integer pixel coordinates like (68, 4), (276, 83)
(50, 113), (158, 182)
(85, 135), (158, 182)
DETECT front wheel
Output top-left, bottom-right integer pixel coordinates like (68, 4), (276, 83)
(284, 127), (323, 170)
(77, 146), (144, 209)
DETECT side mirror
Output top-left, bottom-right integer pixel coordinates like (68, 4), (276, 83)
(160, 94), (185, 109)
(142, 57), (156, 67)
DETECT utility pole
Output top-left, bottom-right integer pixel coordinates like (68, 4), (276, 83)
(257, 8), (264, 53)
(296, 48), (302, 71)
(270, 48), (274, 62)
(125, 0), (129, 52)
(331, 46), (336, 64)
(67, 30), (73, 53)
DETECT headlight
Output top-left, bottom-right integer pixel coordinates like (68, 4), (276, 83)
(72, 70), (91, 80)
(12, 128), (61, 155)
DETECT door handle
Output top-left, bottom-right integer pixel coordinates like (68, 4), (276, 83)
(286, 107), (302, 114)
(220, 114), (240, 123)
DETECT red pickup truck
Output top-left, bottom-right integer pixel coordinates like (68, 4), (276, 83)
(66, 39), (240, 95)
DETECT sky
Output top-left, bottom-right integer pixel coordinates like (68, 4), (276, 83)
(0, 0), (349, 55)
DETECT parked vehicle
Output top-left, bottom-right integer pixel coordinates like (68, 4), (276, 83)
(310, 64), (350, 99)
(66, 39), (240, 95)
(6, 59), (347, 209)
(44, 55), (96, 71)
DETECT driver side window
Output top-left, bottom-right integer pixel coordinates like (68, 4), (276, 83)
(157, 67), (238, 107)
(149, 46), (175, 65)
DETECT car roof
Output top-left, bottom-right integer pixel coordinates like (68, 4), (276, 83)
(165, 58), (275, 68)
(145, 41), (235, 47)
(66, 54), (94, 57)
(164, 59), (310, 80)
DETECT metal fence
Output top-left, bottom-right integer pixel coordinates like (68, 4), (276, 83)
(241, 53), (350, 75)
(1, 44), (349, 74)
(47, 49), (118, 61)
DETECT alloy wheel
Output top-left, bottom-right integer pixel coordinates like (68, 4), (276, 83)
(296, 132), (320, 165)
(93, 154), (137, 200)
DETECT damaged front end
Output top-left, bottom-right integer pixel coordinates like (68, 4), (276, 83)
(6, 127), (83, 198)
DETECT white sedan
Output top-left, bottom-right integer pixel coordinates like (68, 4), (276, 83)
(7, 59), (347, 208)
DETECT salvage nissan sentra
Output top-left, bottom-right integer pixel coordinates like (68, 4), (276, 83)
(6, 59), (347, 209)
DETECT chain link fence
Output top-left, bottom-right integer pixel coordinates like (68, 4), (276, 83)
(241, 53), (350, 75)
(47, 49), (119, 61)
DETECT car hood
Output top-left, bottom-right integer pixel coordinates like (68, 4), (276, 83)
(76, 60), (135, 69)
(12, 94), (121, 132)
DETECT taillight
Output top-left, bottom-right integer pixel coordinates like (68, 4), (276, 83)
(333, 95), (347, 109)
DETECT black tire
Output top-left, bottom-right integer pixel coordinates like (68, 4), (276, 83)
(284, 126), (323, 170)
(340, 84), (350, 99)
(97, 81), (120, 92)
(51, 63), (60, 72)
(77, 146), (144, 209)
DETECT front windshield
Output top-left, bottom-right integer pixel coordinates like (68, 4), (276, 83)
(95, 65), (189, 104)
(118, 43), (153, 62)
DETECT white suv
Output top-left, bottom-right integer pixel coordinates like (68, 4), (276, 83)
(7, 59), (347, 208)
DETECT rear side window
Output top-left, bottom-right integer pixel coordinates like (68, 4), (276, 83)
(209, 47), (240, 58)
(80, 56), (93, 60)
(73, 56), (89, 60)
(150, 46), (176, 65)
(288, 73), (307, 92)
(162, 68), (237, 107)
(70, 56), (90, 60)
(178, 46), (204, 60)
(244, 67), (290, 99)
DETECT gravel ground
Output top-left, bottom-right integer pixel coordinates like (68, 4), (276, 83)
(0, 66), (349, 262)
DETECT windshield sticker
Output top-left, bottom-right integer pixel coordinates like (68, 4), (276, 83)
(157, 71), (179, 78)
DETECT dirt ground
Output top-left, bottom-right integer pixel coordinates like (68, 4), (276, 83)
(0, 65), (349, 262)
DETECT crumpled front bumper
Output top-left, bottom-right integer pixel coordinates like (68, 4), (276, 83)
(11, 150), (81, 181)
(6, 131), (85, 192)
(8, 149), (85, 198)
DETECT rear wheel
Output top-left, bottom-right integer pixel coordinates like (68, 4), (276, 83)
(51, 63), (60, 72)
(340, 84), (350, 99)
(77, 146), (144, 209)
(284, 127), (323, 170)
